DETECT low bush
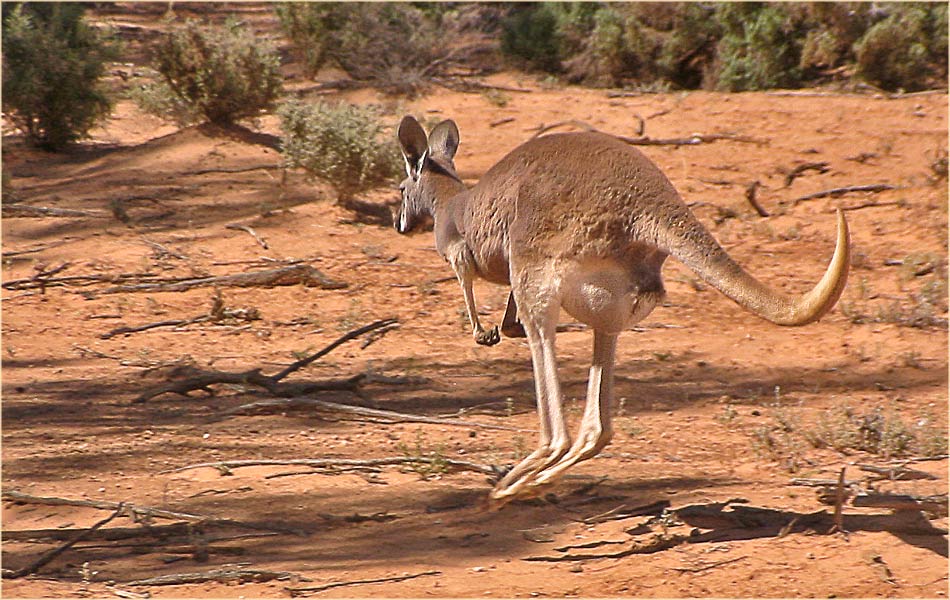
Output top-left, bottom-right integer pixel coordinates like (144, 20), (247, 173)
(2, 3), (116, 150)
(854, 6), (932, 92)
(138, 18), (281, 126)
(276, 3), (448, 96)
(278, 100), (402, 203)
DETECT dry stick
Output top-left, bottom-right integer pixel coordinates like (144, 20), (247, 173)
(127, 567), (303, 586)
(490, 117), (516, 128)
(1, 239), (74, 259)
(287, 569), (441, 596)
(2, 490), (266, 529)
(101, 315), (212, 340)
(1, 203), (108, 218)
(671, 556), (747, 573)
(226, 223), (269, 250)
(523, 533), (688, 562)
(161, 456), (498, 477)
(3, 271), (168, 291)
(784, 161), (830, 187)
(838, 200), (904, 212)
(851, 493), (948, 516)
(142, 238), (188, 260)
(3, 522), (199, 543)
(271, 318), (397, 382)
(791, 184), (897, 206)
(192, 165), (278, 176)
(224, 396), (527, 432)
(745, 180), (769, 217)
(3, 505), (125, 579)
(89, 264), (347, 296)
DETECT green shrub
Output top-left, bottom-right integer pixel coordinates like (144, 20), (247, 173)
(714, 3), (805, 91)
(278, 100), (402, 203)
(276, 3), (447, 96)
(274, 3), (352, 77)
(1, 3), (116, 150)
(500, 4), (563, 73)
(141, 18), (282, 125)
(854, 6), (932, 91)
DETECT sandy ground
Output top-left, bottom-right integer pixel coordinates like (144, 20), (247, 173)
(2, 6), (948, 598)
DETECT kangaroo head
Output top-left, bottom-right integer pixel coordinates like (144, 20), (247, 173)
(394, 115), (462, 234)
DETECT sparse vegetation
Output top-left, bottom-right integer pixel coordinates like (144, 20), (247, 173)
(496, 2), (947, 91)
(397, 430), (449, 479)
(2, 3), (117, 150)
(277, 100), (402, 203)
(751, 403), (948, 469)
(137, 18), (281, 126)
(276, 3), (449, 96)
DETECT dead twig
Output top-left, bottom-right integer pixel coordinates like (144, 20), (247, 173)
(490, 117), (515, 128)
(745, 180), (769, 217)
(223, 396), (527, 432)
(1, 490), (274, 530)
(226, 223), (269, 250)
(791, 184), (896, 206)
(3, 505), (124, 579)
(838, 200), (904, 212)
(101, 294), (260, 340)
(671, 555), (747, 573)
(161, 456), (498, 477)
(87, 264), (346, 297)
(583, 499), (670, 524)
(1, 238), (75, 259)
(856, 463), (938, 481)
(272, 318), (397, 382)
(783, 161), (830, 187)
(432, 77), (531, 94)
(851, 493), (948, 517)
(127, 566), (304, 586)
(523, 533), (688, 562)
(1, 203), (108, 218)
(286, 569), (440, 596)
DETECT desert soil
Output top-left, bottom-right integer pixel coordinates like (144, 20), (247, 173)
(2, 6), (948, 598)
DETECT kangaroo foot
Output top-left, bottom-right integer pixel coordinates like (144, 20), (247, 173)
(475, 325), (500, 346)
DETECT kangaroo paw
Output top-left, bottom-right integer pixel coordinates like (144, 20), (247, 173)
(475, 325), (500, 346)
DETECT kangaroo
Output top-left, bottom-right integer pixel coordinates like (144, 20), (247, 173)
(394, 115), (850, 504)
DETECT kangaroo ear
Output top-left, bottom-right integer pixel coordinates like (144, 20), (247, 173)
(428, 119), (460, 161)
(397, 116), (429, 176)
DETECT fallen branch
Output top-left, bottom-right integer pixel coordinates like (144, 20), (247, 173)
(671, 555), (747, 573)
(1, 490), (275, 530)
(745, 180), (769, 217)
(490, 117), (515, 128)
(226, 223), (269, 250)
(530, 120), (767, 147)
(432, 77), (532, 94)
(127, 566), (304, 586)
(224, 397), (526, 431)
(784, 161), (830, 187)
(1, 239), (75, 259)
(88, 264), (346, 297)
(3, 271), (167, 291)
(523, 533), (687, 562)
(791, 184), (896, 206)
(583, 499), (670, 524)
(856, 463), (938, 481)
(3, 505), (124, 579)
(286, 570), (440, 596)
(161, 456), (499, 477)
(1, 203), (107, 218)
(101, 294), (260, 340)
(838, 200), (904, 212)
(851, 493), (948, 517)
(620, 132), (768, 147)
(3, 521), (198, 543)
